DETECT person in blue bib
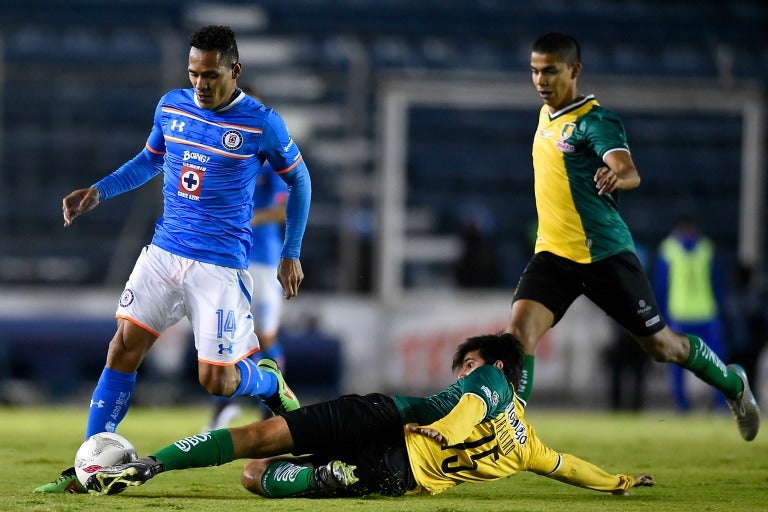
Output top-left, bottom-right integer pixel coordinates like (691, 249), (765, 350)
(35, 25), (311, 494)
(654, 215), (728, 411)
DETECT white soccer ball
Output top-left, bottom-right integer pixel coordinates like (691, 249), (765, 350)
(74, 432), (138, 487)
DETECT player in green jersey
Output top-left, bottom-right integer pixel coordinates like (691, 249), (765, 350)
(504, 32), (759, 442)
(85, 333), (654, 498)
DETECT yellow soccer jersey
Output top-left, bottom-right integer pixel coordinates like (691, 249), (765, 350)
(405, 394), (635, 495)
(532, 95), (636, 263)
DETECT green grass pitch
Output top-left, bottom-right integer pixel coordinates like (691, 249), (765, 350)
(1, 406), (765, 512)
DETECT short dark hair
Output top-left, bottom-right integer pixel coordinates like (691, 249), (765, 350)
(452, 333), (524, 390)
(532, 32), (581, 66)
(189, 25), (239, 65)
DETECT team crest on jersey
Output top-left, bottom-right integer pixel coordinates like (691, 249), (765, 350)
(178, 166), (204, 201)
(119, 289), (135, 307)
(222, 130), (243, 150)
(560, 123), (576, 139)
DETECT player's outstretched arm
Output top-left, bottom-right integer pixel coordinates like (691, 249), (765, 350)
(62, 187), (100, 227)
(537, 452), (655, 496)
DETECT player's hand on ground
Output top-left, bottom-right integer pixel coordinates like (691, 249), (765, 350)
(277, 258), (304, 300)
(62, 187), (100, 227)
(405, 424), (447, 446)
(633, 474), (655, 488)
(613, 474), (655, 495)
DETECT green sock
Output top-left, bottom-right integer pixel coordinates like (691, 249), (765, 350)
(681, 334), (742, 399)
(260, 460), (318, 498)
(152, 429), (235, 471)
(516, 354), (535, 402)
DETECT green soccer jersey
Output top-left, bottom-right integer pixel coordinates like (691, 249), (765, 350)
(392, 365), (514, 426)
(532, 95), (636, 263)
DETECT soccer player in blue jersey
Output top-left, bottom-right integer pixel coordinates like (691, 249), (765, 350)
(35, 25), (311, 493)
(204, 160), (290, 430)
(504, 32), (759, 441)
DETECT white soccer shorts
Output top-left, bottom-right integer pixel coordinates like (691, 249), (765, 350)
(116, 244), (260, 365)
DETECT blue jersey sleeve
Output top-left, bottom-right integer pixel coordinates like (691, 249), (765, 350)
(260, 112), (311, 260)
(93, 148), (164, 201)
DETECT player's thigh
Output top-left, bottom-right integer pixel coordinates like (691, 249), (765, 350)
(584, 252), (665, 337)
(513, 252), (582, 325)
(284, 394), (403, 459)
(116, 245), (186, 336)
(185, 263), (260, 364)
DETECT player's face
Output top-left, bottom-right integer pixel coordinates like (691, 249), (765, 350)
(458, 350), (486, 379)
(530, 51), (581, 112)
(188, 47), (241, 110)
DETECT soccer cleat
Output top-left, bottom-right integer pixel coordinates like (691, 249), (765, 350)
(314, 460), (359, 490)
(256, 358), (300, 415)
(725, 364), (760, 441)
(85, 456), (165, 495)
(33, 466), (86, 494)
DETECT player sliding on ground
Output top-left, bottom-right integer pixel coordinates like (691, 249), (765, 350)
(86, 333), (655, 498)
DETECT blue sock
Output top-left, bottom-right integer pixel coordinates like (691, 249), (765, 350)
(232, 358), (277, 399)
(85, 367), (137, 438)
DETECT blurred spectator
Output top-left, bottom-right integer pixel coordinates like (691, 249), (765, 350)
(454, 201), (500, 288)
(653, 215), (727, 411)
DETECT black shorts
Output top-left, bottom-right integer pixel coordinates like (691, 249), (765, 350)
(281, 393), (416, 496)
(513, 251), (665, 336)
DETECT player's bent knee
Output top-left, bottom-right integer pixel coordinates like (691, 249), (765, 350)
(198, 363), (239, 396)
(635, 330), (686, 363)
(241, 459), (269, 495)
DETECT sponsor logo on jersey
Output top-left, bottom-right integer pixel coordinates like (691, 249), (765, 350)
(222, 129), (243, 150)
(119, 289), (135, 307)
(556, 139), (575, 152)
(481, 385), (500, 407)
(183, 150), (211, 163)
(178, 166), (204, 201)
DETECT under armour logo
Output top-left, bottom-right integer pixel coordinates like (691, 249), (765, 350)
(218, 343), (234, 355)
(90, 399), (105, 408)
(171, 119), (185, 132)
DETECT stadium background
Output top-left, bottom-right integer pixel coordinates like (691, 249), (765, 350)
(0, 0), (766, 410)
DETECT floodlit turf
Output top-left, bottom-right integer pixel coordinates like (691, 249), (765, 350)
(1, 406), (765, 512)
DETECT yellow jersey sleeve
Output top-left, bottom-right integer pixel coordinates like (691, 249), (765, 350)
(541, 453), (635, 494)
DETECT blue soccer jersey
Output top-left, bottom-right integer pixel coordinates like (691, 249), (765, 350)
(94, 88), (310, 269)
(249, 162), (288, 267)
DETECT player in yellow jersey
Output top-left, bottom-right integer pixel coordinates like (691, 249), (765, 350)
(504, 33), (759, 441)
(85, 333), (654, 498)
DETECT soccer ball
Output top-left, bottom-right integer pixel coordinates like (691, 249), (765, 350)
(74, 432), (138, 487)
